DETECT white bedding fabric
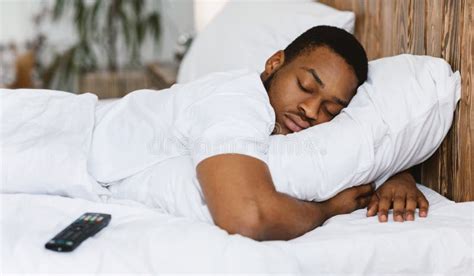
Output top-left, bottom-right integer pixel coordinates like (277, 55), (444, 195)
(1, 185), (473, 274)
(0, 89), (110, 201)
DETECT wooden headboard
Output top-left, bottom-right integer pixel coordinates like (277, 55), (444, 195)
(319, 0), (473, 202)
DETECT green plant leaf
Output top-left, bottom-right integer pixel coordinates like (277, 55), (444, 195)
(90, 0), (102, 30)
(52, 0), (66, 20)
(136, 20), (146, 45)
(74, 0), (88, 40)
(117, 5), (132, 47)
(131, 0), (144, 18)
(147, 12), (161, 43)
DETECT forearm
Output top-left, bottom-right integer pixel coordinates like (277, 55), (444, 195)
(254, 184), (373, 240)
(197, 154), (339, 241)
(255, 192), (333, 241)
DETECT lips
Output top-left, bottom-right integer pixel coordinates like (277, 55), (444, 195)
(283, 113), (310, 133)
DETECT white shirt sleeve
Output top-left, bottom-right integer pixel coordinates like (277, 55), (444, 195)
(183, 92), (275, 169)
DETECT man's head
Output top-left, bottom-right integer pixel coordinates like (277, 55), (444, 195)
(261, 25), (368, 135)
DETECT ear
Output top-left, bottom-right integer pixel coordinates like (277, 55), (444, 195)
(262, 50), (285, 78)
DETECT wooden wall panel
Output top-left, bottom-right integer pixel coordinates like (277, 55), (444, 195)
(454, 0), (473, 201)
(319, 0), (473, 202)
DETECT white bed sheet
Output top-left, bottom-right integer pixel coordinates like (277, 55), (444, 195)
(1, 185), (473, 275)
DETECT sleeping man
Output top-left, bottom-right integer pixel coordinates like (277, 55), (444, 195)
(90, 26), (429, 241)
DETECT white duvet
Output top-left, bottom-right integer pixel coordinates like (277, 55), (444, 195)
(0, 89), (110, 201)
(1, 185), (472, 274)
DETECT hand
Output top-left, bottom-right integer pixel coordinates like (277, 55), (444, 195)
(324, 183), (374, 217)
(366, 172), (429, 222)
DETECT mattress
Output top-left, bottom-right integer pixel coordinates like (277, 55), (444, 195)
(1, 185), (472, 274)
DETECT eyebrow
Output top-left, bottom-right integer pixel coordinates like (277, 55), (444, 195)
(301, 66), (325, 88)
(301, 66), (349, 107)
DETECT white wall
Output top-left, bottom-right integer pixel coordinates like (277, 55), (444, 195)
(157, 0), (195, 62)
(0, 0), (52, 46)
(193, 0), (228, 33)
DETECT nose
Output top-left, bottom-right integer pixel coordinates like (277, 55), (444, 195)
(298, 96), (321, 124)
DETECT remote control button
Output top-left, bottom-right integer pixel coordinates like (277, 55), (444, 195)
(63, 231), (74, 239)
(85, 227), (95, 234)
(97, 217), (103, 221)
(57, 240), (65, 244)
(71, 232), (82, 241)
(66, 241), (74, 246)
(48, 240), (55, 244)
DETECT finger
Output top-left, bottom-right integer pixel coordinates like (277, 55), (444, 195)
(417, 192), (429, 217)
(357, 183), (375, 197)
(377, 194), (391, 223)
(392, 192), (406, 222)
(404, 194), (417, 221)
(366, 194), (379, 217)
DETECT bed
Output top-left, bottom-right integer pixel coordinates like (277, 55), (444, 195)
(1, 0), (473, 275)
(2, 186), (472, 274)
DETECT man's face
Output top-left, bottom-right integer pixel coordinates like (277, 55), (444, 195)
(261, 46), (358, 135)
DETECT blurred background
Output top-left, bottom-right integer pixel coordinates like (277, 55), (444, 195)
(0, 0), (228, 98)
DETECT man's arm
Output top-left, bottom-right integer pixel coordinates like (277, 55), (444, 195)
(197, 154), (374, 241)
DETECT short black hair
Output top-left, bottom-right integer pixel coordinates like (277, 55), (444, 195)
(284, 25), (368, 86)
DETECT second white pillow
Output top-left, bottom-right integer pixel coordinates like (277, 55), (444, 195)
(178, 1), (355, 83)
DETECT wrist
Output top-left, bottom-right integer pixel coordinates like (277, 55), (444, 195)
(312, 200), (334, 222)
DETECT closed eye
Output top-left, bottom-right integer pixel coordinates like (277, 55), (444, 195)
(323, 106), (336, 117)
(297, 79), (312, 94)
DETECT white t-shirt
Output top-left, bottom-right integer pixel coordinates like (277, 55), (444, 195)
(89, 69), (275, 183)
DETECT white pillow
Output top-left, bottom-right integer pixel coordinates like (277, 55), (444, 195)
(177, 1), (355, 83)
(268, 54), (461, 201)
(0, 89), (110, 201)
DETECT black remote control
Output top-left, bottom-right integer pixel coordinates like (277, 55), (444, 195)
(45, 212), (111, 252)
